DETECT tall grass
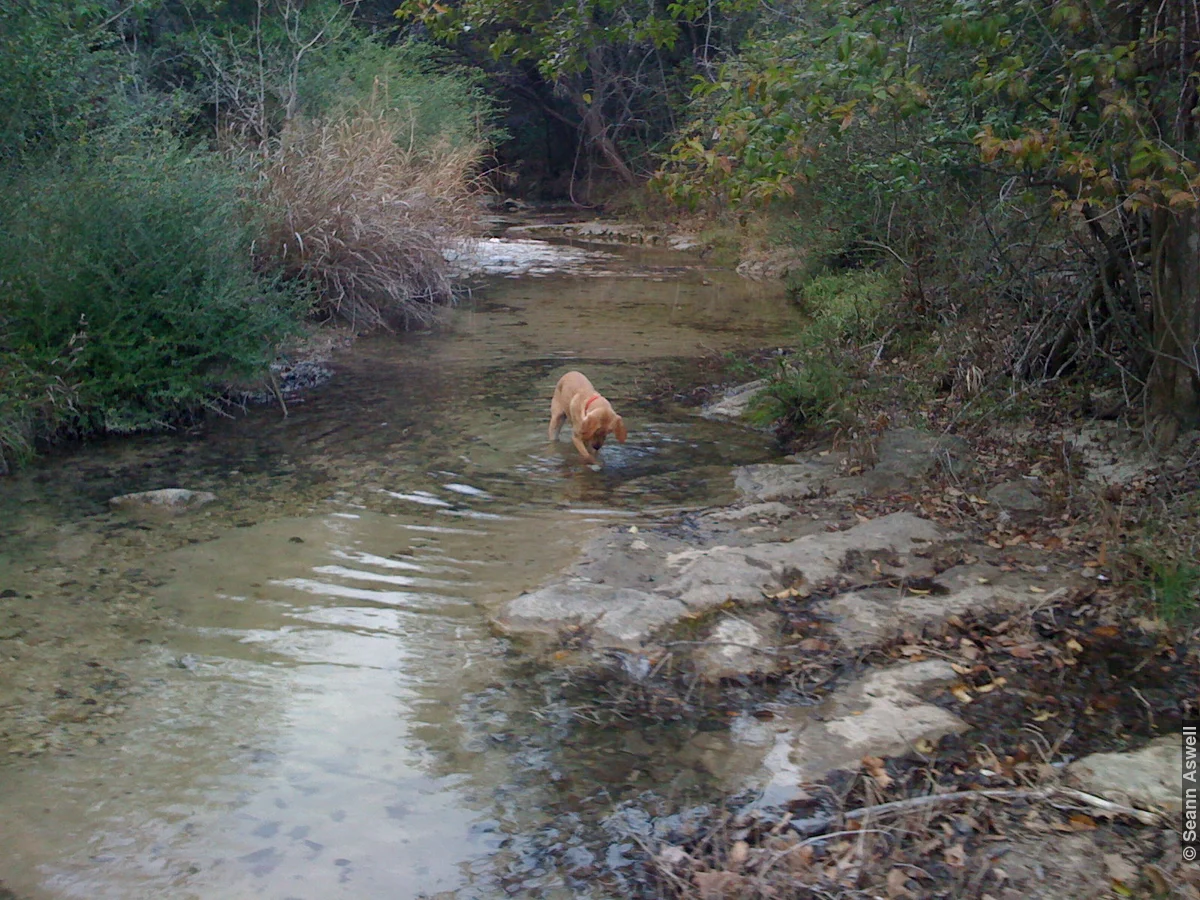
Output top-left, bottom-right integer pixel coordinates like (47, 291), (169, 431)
(254, 99), (483, 329)
(0, 135), (301, 465)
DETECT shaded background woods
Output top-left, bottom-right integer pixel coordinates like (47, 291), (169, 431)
(1, 0), (1197, 469)
(0, 0), (497, 470)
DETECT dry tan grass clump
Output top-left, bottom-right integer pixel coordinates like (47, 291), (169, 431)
(256, 103), (482, 329)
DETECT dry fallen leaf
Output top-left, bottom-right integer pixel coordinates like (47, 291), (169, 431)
(694, 870), (747, 900)
(768, 586), (810, 600)
(862, 755), (894, 789)
(1065, 638), (1084, 653)
(975, 677), (1008, 694)
(798, 637), (832, 652)
(1032, 710), (1055, 722)
(943, 843), (967, 868)
(658, 845), (690, 866)
(886, 867), (913, 898)
(1067, 813), (1097, 831)
(728, 840), (750, 867)
(950, 684), (974, 704)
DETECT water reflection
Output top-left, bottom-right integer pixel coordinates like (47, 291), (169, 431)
(0, 240), (798, 899)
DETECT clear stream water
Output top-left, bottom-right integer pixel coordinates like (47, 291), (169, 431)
(0, 238), (802, 899)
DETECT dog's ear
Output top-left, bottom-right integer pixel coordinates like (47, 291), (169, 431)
(614, 416), (627, 443)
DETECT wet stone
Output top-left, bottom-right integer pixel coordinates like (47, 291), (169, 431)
(692, 613), (783, 681)
(733, 458), (835, 502)
(699, 380), (767, 423)
(108, 488), (216, 513)
(493, 583), (687, 650)
(762, 661), (969, 798)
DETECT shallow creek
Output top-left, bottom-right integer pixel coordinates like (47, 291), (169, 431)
(0, 237), (801, 898)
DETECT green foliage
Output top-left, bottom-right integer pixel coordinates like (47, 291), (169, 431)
(748, 268), (897, 434)
(0, 136), (302, 450)
(660, 0), (1198, 214)
(790, 269), (894, 347)
(297, 36), (502, 151)
(0, 1), (122, 158)
(395, 0), (760, 180)
(746, 354), (856, 432)
(1142, 557), (1200, 624)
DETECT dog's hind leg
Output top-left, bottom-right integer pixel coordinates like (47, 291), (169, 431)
(548, 396), (567, 441)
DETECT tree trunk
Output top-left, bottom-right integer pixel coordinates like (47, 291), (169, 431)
(571, 94), (637, 186)
(1147, 205), (1200, 448)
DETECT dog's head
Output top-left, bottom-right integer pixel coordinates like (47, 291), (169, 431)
(581, 409), (627, 452)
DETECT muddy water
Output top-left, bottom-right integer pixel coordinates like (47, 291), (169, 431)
(0, 239), (799, 899)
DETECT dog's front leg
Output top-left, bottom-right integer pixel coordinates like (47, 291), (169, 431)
(571, 434), (598, 464)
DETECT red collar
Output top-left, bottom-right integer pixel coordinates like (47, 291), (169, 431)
(583, 393), (602, 413)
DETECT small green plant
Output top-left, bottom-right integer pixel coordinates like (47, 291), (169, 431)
(1142, 557), (1200, 624)
(790, 268), (895, 347)
(746, 355), (856, 433)
(745, 268), (896, 439)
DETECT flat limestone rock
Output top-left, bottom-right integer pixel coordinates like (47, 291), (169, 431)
(692, 612), (784, 681)
(815, 563), (1045, 649)
(700, 380), (766, 422)
(1068, 736), (1184, 812)
(108, 488), (216, 513)
(493, 582), (687, 650)
(663, 512), (944, 610)
(733, 458), (840, 502)
(703, 502), (794, 523)
(987, 479), (1045, 511)
(758, 661), (968, 800)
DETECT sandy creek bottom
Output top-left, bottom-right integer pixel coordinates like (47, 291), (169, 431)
(0, 243), (802, 899)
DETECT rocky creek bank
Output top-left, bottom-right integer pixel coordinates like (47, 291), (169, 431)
(495, 393), (1197, 898)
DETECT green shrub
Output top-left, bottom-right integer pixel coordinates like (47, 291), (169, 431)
(747, 355), (857, 433)
(747, 268), (897, 436)
(298, 37), (502, 152)
(0, 2), (119, 159)
(789, 268), (895, 347)
(0, 135), (302, 456)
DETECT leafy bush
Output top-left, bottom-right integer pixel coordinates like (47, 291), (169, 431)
(0, 135), (302, 458)
(0, 2), (119, 159)
(254, 100), (482, 329)
(790, 269), (894, 347)
(747, 269), (897, 436)
(298, 37), (502, 152)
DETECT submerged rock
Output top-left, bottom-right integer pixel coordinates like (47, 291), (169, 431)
(760, 661), (969, 798)
(700, 380), (766, 423)
(493, 582), (687, 650)
(108, 488), (216, 513)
